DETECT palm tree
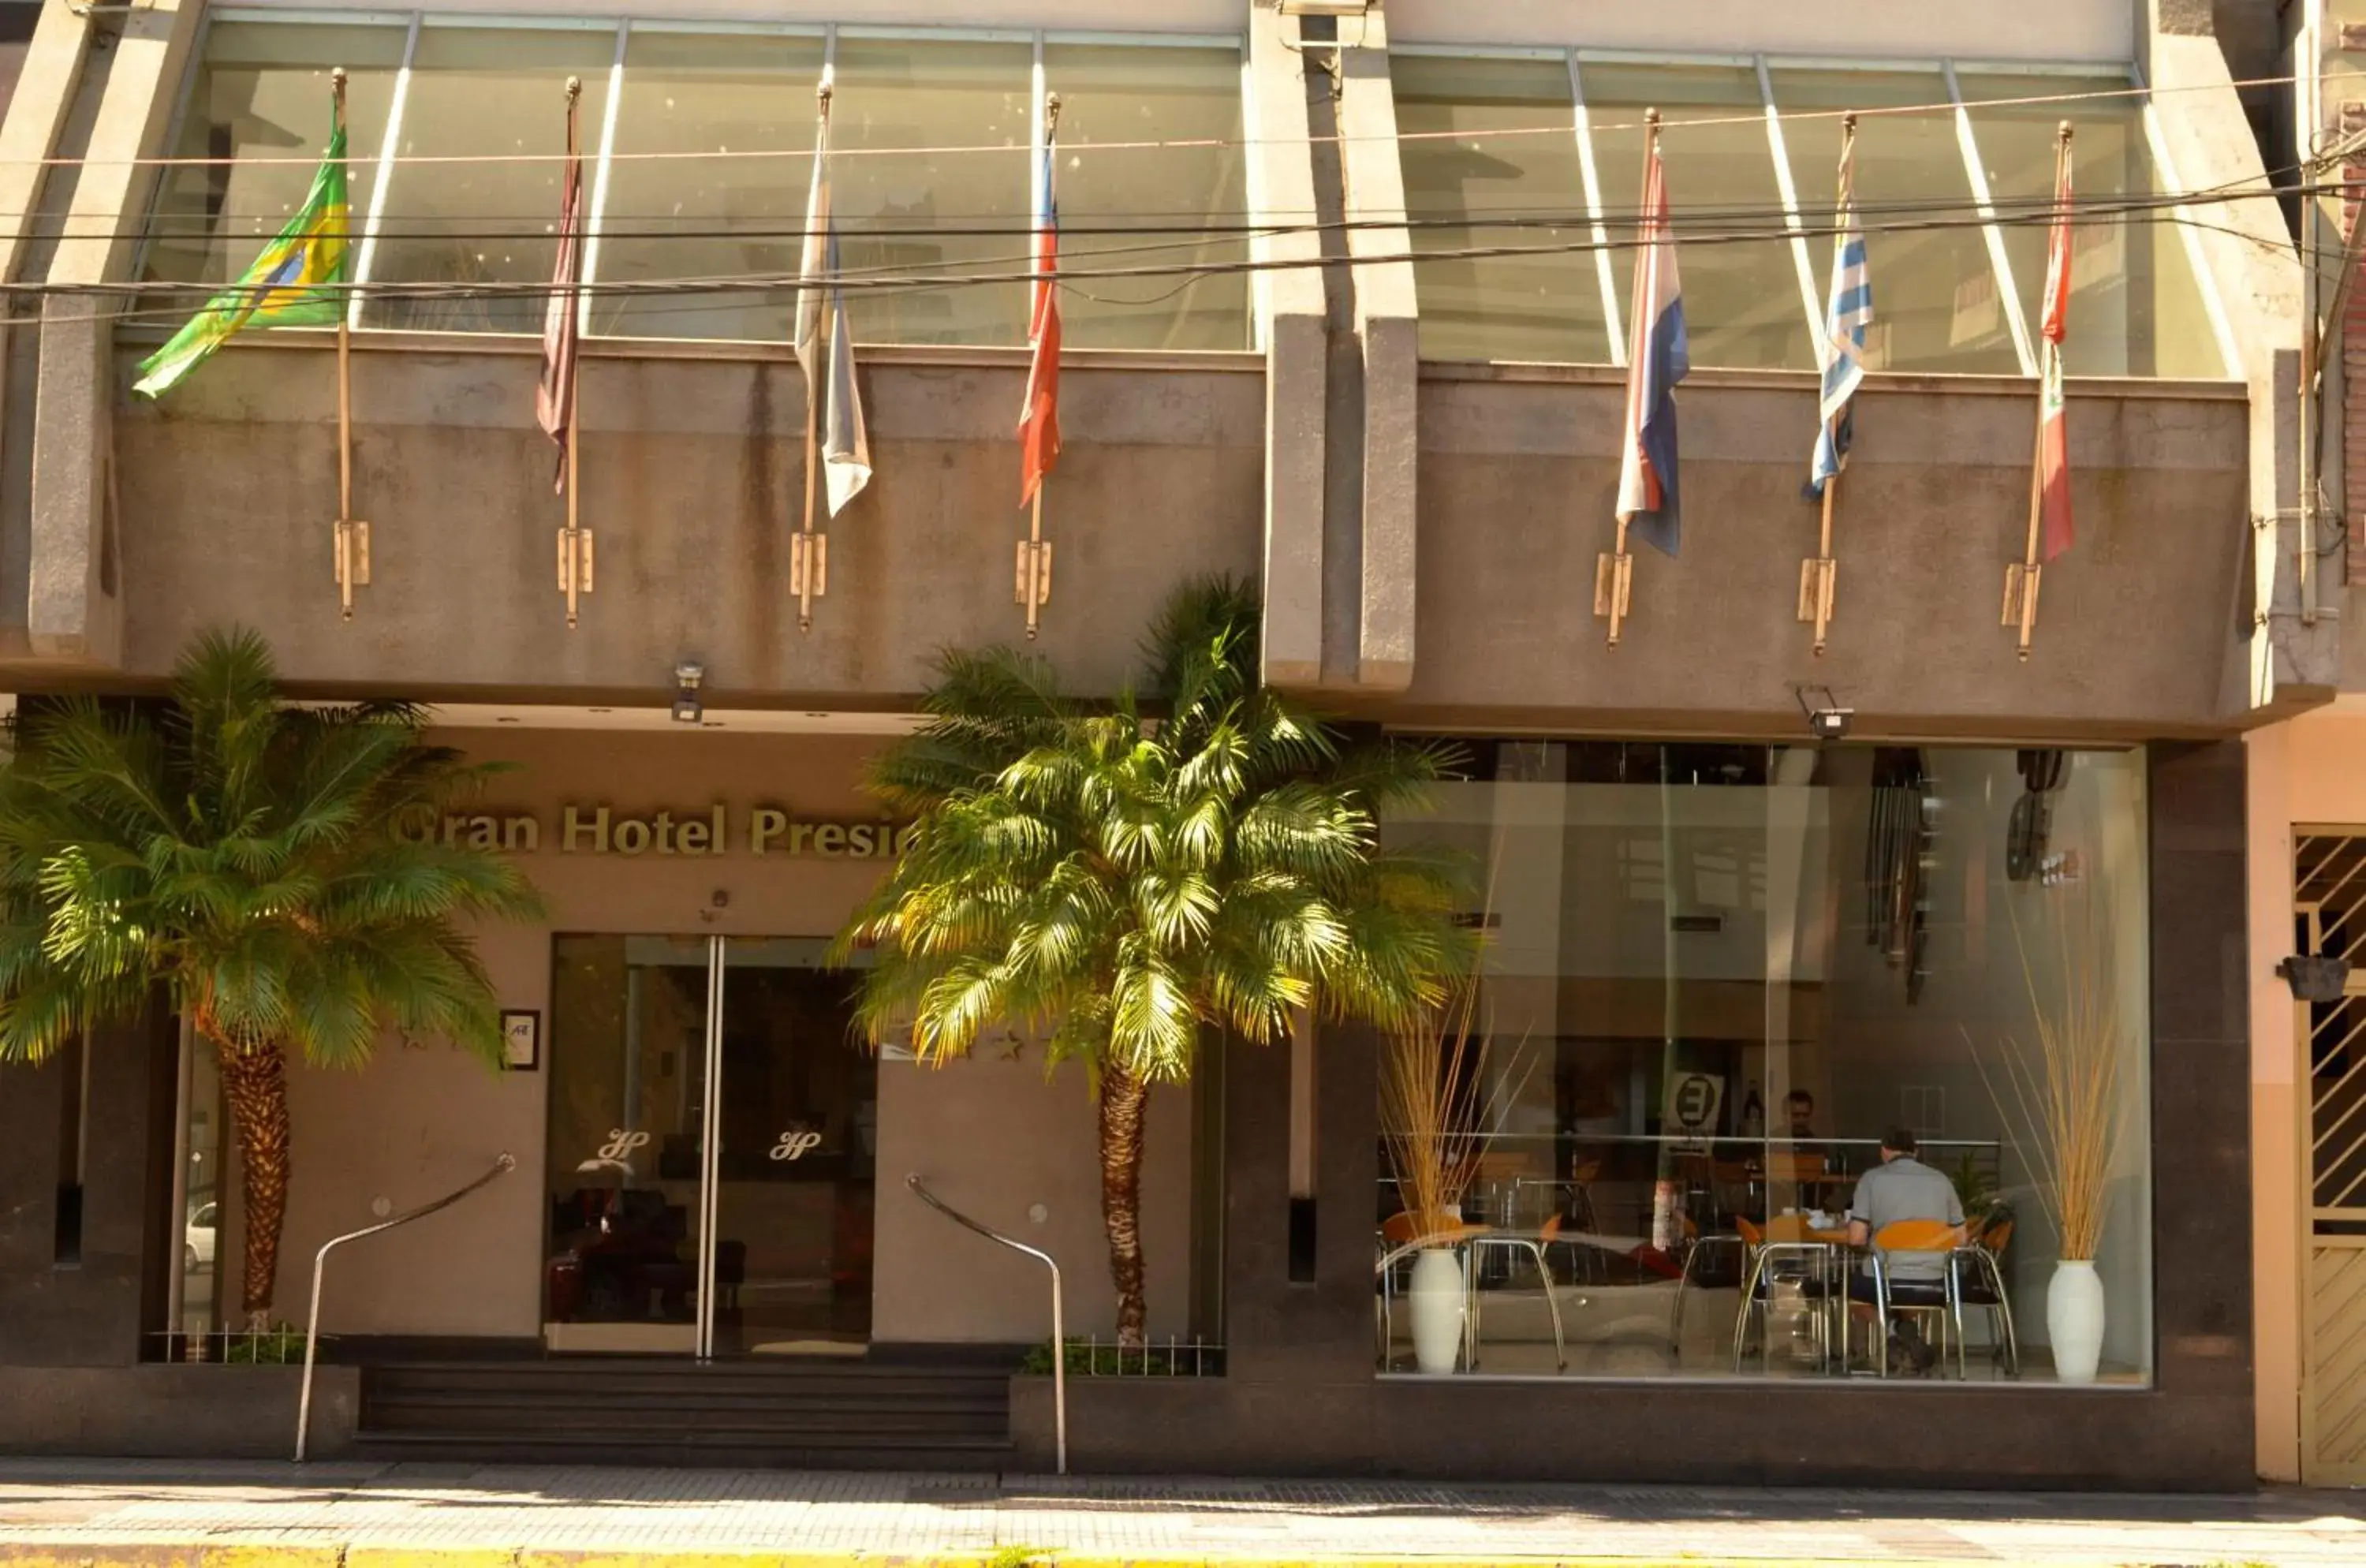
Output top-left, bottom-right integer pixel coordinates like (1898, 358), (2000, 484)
(838, 579), (1471, 1345)
(0, 629), (543, 1328)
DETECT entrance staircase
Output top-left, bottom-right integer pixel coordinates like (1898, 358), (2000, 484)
(354, 1357), (1016, 1469)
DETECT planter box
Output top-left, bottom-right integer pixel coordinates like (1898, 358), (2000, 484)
(0, 1363), (358, 1460)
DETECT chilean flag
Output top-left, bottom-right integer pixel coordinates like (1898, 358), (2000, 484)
(2035, 144), (2074, 563)
(1615, 138), (1689, 558)
(1019, 135), (1062, 507)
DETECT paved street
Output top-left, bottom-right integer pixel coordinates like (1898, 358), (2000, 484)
(0, 1460), (2359, 1566)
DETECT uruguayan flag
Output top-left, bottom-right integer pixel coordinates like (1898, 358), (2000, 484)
(1807, 153), (1872, 499)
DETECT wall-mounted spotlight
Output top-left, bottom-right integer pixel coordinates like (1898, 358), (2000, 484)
(2279, 954), (2352, 1003)
(672, 662), (705, 725)
(1793, 684), (1853, 742)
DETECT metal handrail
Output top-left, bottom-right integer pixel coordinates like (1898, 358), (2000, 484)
(905, 1172), (1065, 1476)
(295, 1152), (516, 1462)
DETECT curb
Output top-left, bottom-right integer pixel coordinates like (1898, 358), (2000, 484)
(0, 1550), (2018, 1568)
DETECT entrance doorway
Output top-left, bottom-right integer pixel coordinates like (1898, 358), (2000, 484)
(542, 935), (877, 1357)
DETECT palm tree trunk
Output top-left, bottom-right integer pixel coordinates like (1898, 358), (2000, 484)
(215, 1039), (291, 1331)
(1096, 1061), (1151, 1349)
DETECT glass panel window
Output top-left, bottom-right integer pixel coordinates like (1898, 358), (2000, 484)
(1394, 54), (1605, 364)
(1958, 73), (2222, 379)
(1583, 63), (1810, 371)
(144, 21), (408, 295)
(363, 24), (619, 335)
(592, 29), (827, 343)
(830, 36), (1033, 348)
(1379, 741), (2154, 1387)
(1043, 42), (1248, 352)
(1773, 70), (2020, 375)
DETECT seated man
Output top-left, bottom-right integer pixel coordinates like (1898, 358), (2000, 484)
(1845, 1126), (1963, 1373)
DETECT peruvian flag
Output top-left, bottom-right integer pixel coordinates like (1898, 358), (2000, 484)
(2035, 144), (2073, 562)
(1019, 133), (1062, 507)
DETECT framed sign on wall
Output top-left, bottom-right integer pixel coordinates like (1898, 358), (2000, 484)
(501, 1010), (541, 1072)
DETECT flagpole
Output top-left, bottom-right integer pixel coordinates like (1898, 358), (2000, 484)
(1021, 91), (1062, 641)
(561, 76), (585, 630)
(2012, 122), (2073, 662)
(1602, 107), (1659, 651)
(331, 68), (361, 622)
(797, 81), (832, 635)
(1805, 114), (1854, 657)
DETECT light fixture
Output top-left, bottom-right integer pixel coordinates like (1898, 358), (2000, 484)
(2280, 954), (2352, 1003)
(1793, 684), (1853, 742)
(672, 662), (705, 725)
(1278, 0), (1371, 14)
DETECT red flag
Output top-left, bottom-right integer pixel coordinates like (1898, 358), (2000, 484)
(1019, 136), (1061, 507)
(536, 84), (585, 494)
(2035, 136), (2073, 563)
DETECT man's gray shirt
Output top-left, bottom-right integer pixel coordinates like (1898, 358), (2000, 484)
(1848, 1155), (1964, 1281)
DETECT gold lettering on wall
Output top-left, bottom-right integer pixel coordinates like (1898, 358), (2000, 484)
(434, 805), (909, 859)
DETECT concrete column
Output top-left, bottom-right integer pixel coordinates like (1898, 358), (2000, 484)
(2143, 6), (2324, 715)
(1247, 4), (1327, 689)
(1332, 11), (1418, 693)
(0, 1007), (176, 1367)
(27, 0), (200, 669)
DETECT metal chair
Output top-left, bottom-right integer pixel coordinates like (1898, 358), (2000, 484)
(1950, 1216), (2021, 1378)
(1866, 1218), (1965, 1378)
(1667, 1229), (1745, 1359)
(1466, 1213), (1569, 1372)
(1730, 1214), (1839, 1372)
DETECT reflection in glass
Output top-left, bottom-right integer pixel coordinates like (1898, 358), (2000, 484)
(710, 940), (877, 1354)
(1773, 71), (2021, 375)
(1584, 64), (1811, 371)
(830, 38), (1034, 347)
(592, 30), (826, 343)
(1958, 74), (2223, 379)
(1394, 54), (1607, 364)
(1043, 43), (1249, 351)
(1378, 742), (2153, 1387)
(144, 21), (407, 295)
(364, 24), (619, 334)
(175, 1046), (224, 1350)
(543, 935), (708, 1353)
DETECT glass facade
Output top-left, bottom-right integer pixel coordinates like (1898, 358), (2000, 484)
(1378, 742), (2153, 1387)
(1395, 51), (2229, 375)
(147, 14), (1250, 349)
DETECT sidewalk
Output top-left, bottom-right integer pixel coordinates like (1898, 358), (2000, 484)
(0, 1460), (2360, 1568)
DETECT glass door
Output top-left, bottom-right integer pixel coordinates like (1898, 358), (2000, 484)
(543, 934), (875, 1357)
(545, 935), (713, 1353)
(703, 939), (876, 1356)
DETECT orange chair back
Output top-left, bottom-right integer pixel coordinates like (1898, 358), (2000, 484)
(1982, 1217), (2015, 1255)
(1538, 1213), (1563, 1244)
(1774, 1152), (1827, 1182)
(1872, 1218), (1964, 1253)
(1383, 1210), (1465, 1246)
(1735, 1215), (1765, 1248)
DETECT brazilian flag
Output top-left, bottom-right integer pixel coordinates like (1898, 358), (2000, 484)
(135, 112), (349, 399)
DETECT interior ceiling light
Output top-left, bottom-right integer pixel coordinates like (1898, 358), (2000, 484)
(1278, 0), (1372, 15)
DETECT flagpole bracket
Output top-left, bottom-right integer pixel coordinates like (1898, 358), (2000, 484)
(793, 530), (829, 629)
(333, 520), (371, 618)
(1016, 539), (1054, 637)
(557, 528), (595, 628)
(1796, 557), (1836, 653)
(2001, 562), (2040, 659)
(1593, 551), (1633, 646)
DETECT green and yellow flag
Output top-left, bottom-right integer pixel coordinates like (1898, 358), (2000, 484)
(135, 109), (349, 399)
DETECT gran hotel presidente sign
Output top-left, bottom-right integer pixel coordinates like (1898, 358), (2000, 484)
(401, 804), (916, 860)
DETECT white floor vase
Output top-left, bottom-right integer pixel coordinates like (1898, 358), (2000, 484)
(1407, 1247), (1466, 1375)
(2047, 1257), (2106, 1386)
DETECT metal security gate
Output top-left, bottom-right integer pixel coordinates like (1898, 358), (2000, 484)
(2296, 831), (2366, 1484)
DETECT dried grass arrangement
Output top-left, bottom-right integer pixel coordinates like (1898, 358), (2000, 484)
(1974, 887), (2129, 1261)
(1379, 973), (1533, 1240)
